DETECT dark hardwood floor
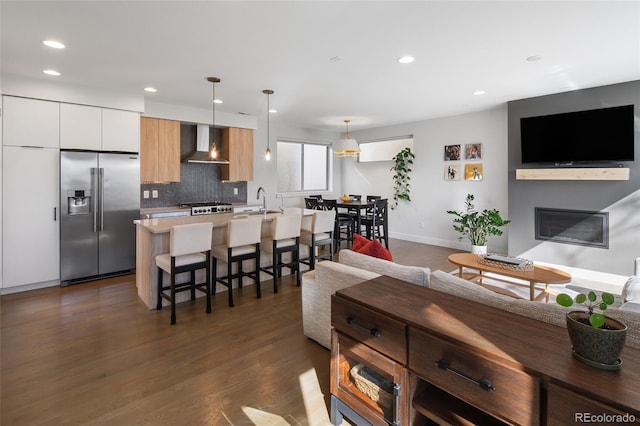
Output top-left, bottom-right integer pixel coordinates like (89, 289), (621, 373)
(0, 239), (461, 425)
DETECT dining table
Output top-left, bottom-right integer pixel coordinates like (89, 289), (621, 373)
(335, 199), (374, 232)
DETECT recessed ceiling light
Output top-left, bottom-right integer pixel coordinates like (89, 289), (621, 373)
(144, 87), (157, 93)
(268, 109), (277, 113)
(43, 69), (60, 76)
(43, 40), (65, 49)
(330, 56), (343, 62)
(213, 99), (223, 104)
(526, 55), (542, 62)
(473, 90), (486, 96)
(398, 56), (414, 64)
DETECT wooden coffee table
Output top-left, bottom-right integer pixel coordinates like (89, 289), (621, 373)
(448, 253), (571, 302)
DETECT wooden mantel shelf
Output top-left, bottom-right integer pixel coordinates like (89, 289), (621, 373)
(516, 167), (629, 181)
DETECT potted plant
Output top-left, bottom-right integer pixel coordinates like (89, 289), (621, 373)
(390, 147), (415, 210)
(556, 291), (627, 370)
(446, 194), (510, 254)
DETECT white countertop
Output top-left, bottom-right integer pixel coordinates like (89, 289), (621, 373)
(134, 208), (314, 234)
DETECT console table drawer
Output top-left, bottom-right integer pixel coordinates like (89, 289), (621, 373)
(331, 295), (407, 364)
(409, 328), (540, 425)
(547, 383), (639, 425)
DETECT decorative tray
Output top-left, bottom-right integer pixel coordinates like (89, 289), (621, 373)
(477, 253), (534, 271)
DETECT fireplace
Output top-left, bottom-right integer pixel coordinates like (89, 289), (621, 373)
(535, 208), (609, 249)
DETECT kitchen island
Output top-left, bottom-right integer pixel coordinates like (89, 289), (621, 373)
(134, 209), (314, 309)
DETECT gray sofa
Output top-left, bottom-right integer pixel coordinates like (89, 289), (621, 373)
(301, 249), (640, 350)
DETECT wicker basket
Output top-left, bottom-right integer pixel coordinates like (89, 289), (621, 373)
(349, 363), (394, 409)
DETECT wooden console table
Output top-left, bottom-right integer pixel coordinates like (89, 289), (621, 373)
(330, 275), (640, 425)
(448, 253), (571, 302)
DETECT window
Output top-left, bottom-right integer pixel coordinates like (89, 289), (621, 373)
(277, 139), (331, 193)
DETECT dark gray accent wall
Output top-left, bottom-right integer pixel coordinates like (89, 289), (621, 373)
(508, 80), (640, 275)
(140, 123), (247, 208)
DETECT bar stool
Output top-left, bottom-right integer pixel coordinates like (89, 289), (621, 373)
(322, 199), (354, 251)
(155, 222), (213, 325)
(361, 198), (389, 248)
(211, 218), (262, 307)
(300, 210), (336, 270)
(260, 212), (302, 291)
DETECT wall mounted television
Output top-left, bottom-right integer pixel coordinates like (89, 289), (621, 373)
(520, 104), (635, 165)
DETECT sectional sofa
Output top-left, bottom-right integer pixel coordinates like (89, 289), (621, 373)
(301, 249), (640, 351)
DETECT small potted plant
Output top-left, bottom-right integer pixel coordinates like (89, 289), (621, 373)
(446, 194), (510, 254)
(556, 291), (627, 370)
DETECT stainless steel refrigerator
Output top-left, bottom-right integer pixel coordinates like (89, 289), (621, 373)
(60, 151), (140, 283)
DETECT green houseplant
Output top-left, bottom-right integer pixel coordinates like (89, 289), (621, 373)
(446, 194), (510, 253)
(556, 290), (627, 369)
(390, 147), (415, 210)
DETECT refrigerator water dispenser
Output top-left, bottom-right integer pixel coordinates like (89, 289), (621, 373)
(67, 190), (92, 215)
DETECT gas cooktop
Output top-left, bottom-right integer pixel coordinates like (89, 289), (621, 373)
(180, 201), (233, 215)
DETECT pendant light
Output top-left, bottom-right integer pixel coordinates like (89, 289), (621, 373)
(207, 76), (220, 160)
(263, 89), (274, 161)
(334, 119), (360, 157)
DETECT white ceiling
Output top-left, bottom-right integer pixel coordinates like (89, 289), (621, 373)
(2, 1), (639, 132)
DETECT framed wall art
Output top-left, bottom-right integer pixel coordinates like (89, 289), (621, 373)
(465, 163), (483, 181)
(465, 143), (482, 160)
(444, 164), (461, 181)
(444, 144), (461, 161)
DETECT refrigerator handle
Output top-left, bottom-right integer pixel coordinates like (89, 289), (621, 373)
(99, 168), (105, 232)
(54, 207), (57, 221)
(91, 168), (98, 233)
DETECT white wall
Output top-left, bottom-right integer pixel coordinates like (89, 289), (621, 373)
(344, 107), (509, 254)
(249, 112), (341, 211)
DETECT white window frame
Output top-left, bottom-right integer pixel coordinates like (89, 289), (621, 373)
(275, 137), (333, 197)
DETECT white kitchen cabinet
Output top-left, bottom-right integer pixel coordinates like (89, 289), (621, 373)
(102, 108), (140, 152)
(2, 96), (60, 148)
(2, 146), (60, 288)
(60, 103), (102, 150)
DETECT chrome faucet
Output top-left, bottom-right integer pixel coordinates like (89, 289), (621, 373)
(257, 186), (266, 212)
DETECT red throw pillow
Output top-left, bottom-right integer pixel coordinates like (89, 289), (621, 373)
(352, 233), (369, 252)
(352, 233), (393, 261)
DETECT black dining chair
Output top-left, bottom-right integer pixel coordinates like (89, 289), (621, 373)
(366, 195), (381, 202)
(304, 197), (321, 210)
(360, 198), (389, 248)
(322, 199), (354, 251)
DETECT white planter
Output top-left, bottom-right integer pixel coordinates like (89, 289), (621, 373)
(471, 245), (487, 255)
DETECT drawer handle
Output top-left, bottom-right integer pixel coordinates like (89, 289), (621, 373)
(435, 359), (496, 392)
(346, 317), (381, 337)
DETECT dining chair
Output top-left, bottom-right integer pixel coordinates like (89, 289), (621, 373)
(155, 222), (213, 325)
(305, 197), (321, 210)
(322, 199), (354, 251)
(360, 198), (389, 248)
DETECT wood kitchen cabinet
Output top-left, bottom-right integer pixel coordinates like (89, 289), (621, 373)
(221, 127), (253, 182)
(331, 276), (640, 425)
(140, 117), (180, 182)
(2, 146), (60, 288)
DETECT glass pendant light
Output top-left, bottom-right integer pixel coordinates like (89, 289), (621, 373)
(263, 89), (274, 161)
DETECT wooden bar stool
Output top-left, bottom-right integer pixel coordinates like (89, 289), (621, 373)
(260, 212), (302, 291)
(155, 222), (213, 325)
(300, 210), (336, 270)
(211, 218), (262, 307)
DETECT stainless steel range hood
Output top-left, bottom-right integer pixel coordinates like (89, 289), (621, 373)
(185, 124), (229, 164)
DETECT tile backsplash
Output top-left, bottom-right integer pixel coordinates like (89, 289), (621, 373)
(141, 163), (247, 208)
